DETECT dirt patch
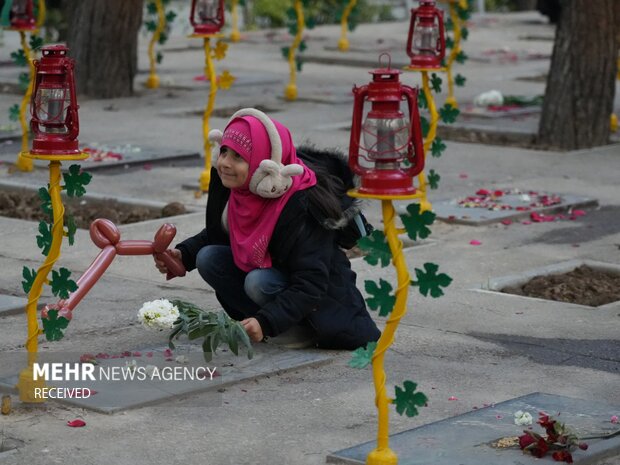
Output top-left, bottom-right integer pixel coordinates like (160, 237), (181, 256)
(502, 265), (620, 307)
(0, 190), (187, 229)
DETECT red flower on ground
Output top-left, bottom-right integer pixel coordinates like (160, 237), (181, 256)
(519, 433), (536, 449)
(552, 450), (573, 463)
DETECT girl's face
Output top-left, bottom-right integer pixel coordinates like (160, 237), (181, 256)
(217, 146), (249, 189)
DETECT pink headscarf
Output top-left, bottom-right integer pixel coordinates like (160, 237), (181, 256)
(221, 115), (316, 272)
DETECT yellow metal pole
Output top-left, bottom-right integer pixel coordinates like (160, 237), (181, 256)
(199, 37), (218, 192)
(414, 71), (437, 212)
(36, 0), (46, 27)
(146, 0), (165, 89)
(366, 199), (412, 465)
(444, 1), (461, 108)
(15, 31), (35, 172)
(230, 0), (241, 42)
(284, 0), (304, 101)
(338, 0), (357, 52)
(17, 160), (65, 402)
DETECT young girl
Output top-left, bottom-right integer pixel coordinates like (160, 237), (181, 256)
(155, 108), (380, 350)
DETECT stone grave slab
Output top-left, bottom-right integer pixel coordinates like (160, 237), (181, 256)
(0, 343), (332, 414)
(0, 294), (26, 316)
(328, 392), (620, 465)
(429, 190), (597, 226)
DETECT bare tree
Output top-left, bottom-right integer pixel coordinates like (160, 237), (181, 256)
(64, 0), (144, 98)
(538, 0), (618, 150)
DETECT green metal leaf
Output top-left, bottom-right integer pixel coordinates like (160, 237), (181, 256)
(156, 51), (163, 64)
(461, 27), (469, 40)
(281, 46), (290, 59)
(417, 91), (428, 109)
(165, 10), (177, 22)
(306, 17), (316, 29)
(430, 73), (442, 93)
(394, 380), (428, 417)
(11, 49), (28, 67)
(411, 263), (452, 298)
(365, 279), (395, 317)
(457, 5), (471, 21)
(455, 50), (468, 64)
(18, 72), (30, 92)
(445, 17), (454, 31)
(145, 19), (157, 32)
(286, 7), (297, 19)
(42, 309), (70, 341)
(288, 23), (298, 36)
(299, 40), (307, 52)
(147, 2), (158, 14)
(431, 138), (446, 158)
(455, 73), (466, 87)
(37, 186), (52, 216)
(420, 116), (430, 138)
(62, 164), (92, 197)
(22, 266), (37, 294)
(445, 36), (454, 50)
(399, 203), (435, 241)
(50, 268), (78, 299)
(357, 230), (391, 268)
(9, 104), (20, 122)
(29, 35), (43, 50)
(36, 221), (53, 256)
(428, 169), (440, 190)
(439, 104), (460, 124)
(295, 55), (303, 72)
(158, 31), (168, 45)
(65, 214), (77, 246)
(348, 341), (377, 369)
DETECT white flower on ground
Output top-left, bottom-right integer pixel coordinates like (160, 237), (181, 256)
(514, 410), (533, 426)
(137, 299), (180, 330)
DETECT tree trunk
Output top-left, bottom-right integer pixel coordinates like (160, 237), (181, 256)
(64, 0), (144, 98)
(537, 0), (617, 150)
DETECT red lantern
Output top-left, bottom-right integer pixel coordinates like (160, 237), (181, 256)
(349, 57), (425, 197)
(29, 45), (80, 156)
(406, 0), (446, 69)
(9, 0), (36, 30)
(190, 0), (225, 35)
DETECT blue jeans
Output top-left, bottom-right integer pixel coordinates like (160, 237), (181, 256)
(195, 245), (289, 320)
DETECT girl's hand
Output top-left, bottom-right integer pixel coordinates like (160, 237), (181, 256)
(154, 248), (182, 274)
(241, 318), (264, 342)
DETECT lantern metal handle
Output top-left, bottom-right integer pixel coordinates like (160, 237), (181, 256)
(401, 86), (426, 177)
(348, 84), (372, 177)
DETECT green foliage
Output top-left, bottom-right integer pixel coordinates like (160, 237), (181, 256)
(348, 341), (377, 369)
(357, 230), (392, 268)
(18, 72), (30, 92)
(145, 19), (157, 32)
(169, 300), (253, 363)
(29, 35), (43, 50)
(50, 268), (78, 299)
(394, 380), (428, 417)
(42, 309), (70, 341)
(165, 10), (177, 22)
(156, 52), (163, 64)
(428, 169), (440, 190)
(420, 116), (430, 138)
(299, 40), (307, 52)
(37, 186), (52, 216)
(430, 73), (442, 93)
(147, 2), (158, 14)
(22, 267), (37, 294)
(365, 279), (395, 317)
(9, 104), (20, 122)
(461, 27), (469, 40)
(62, 164), (92, 197)
(36, 221), (53, 256)
(445, 17), (453, 31)
(281, 46), (290, 59)
(417, 91), (428, 109)
(11, 49), (28, 66)
(455, 50), (468, 64)
(439, 104), (460, 124)
(411, 263), (453, 298)
(158, 31), (168, 45)
(431, 138), (446, 158)
(295, 55), (303, 72)
(455, 73), (467, 87)
(399, 203), (436, 241)
(445, 36), (454, 50)
(65, 215), (77, 246)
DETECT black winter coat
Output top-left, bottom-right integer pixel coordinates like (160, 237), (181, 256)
(176, 165), (380, 350)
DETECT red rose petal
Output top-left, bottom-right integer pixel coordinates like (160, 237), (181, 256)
(571, 210), (586, 217)
(67, 419), (86, 427)
(476, 189), (491, 196)
(469, 240), (482, 246)
(448, 396), (458, 401)
(501, 219), (512, 225)
(459, 173), (468, 179)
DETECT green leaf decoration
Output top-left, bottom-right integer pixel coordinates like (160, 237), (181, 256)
(445, 36), (454, 50)
(145, 19), (157, 32)
(286, 7), (297, 20)
(9, 104), (20, 122)
(428, 169), (440, 190)
(357, 230), (392, 268)
(430, 73), (442, 93)
(288, 23), (298, 36)
(461, 27), (469, 40)
(281, 46), (290, 59)
(399, 203), (436, 241)
(411, 263), (453, 298)
(18, 72), (30, 92)
(65, 214), (77, 246)
(306, 17), (316, 29)
(348, 341), (377, 369)
(457, 6), (471, 21)
(439, 104), (460, 124)
(445, 17), (453, 31)
(62, 164), (92, 197)
(37, 186), (52, 216)
(22, 266), (37, 294)
(365, 279), (396, 317)
(455, 50), (468, 64)
(158, 31), (168, 45)
(29, 35), (43, 51)
(299, 40), (307, 52)
(165, 10), (177, 22)
(36, 221), (53, 256)
(420, 116), (430, 138)
(431, 138), (446, 158)
(238, 0), (246, 6)
(455, 73), (467, 87)
(50, 268), (78, 299)
(417, 91), (428, 109)
(394, 380), (428, 417)
(295, 55), (303, 72)
(156, 51), (163, 64)
(147, 2), (158, 14)
(11, 49), (28, 67)
(42, 309), (70, 341)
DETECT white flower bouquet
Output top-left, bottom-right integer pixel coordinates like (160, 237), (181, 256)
(137, 299), (180, 330)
